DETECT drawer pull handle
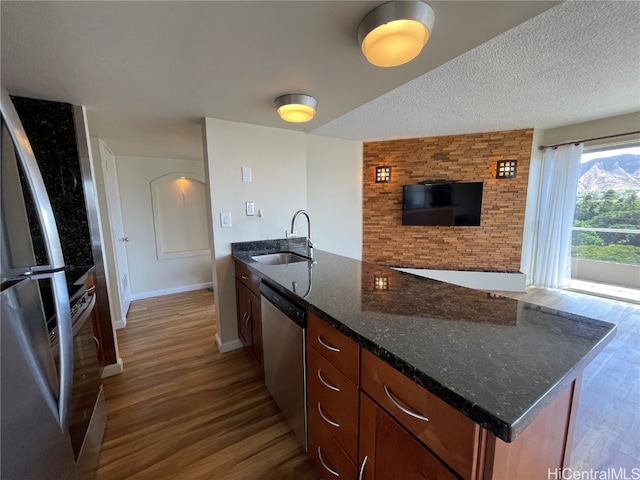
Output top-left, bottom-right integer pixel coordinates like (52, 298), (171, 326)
(317, 446), (339, 477)
(317, 334), (340, 353)
(358, 456), (368, 480)
(317, 370), (340, 392)
(383, 385), (429, 422)
(241, 274), (249, 280)
(317, 402), (340, 428)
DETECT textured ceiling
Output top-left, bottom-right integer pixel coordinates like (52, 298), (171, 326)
(1, 1), (639, 159)
(313, 0), (640, 141)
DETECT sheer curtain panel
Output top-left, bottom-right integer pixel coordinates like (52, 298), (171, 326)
(532, 143), (584, 289)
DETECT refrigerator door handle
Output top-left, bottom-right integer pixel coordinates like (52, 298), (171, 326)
(32, 271), (74, 429)
(0, 87), (65, 271)
(51, 271), (74, 430)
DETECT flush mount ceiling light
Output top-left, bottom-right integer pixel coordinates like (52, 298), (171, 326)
(357, 1), (435, 67)
(274, 94), (318, 123)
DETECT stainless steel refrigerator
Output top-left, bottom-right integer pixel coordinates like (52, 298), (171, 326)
(1, 87), (103, 479)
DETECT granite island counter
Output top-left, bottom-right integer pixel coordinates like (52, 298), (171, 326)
(231, 239), (616, 478)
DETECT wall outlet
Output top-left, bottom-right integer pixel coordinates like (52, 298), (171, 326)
(246, 201), (255, 216)
(242, 167), (252, 182)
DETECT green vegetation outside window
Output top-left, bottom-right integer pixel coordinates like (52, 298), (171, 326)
(572, 144), (640, 265)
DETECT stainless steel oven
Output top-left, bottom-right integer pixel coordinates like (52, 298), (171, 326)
(51, 286), (105, 479)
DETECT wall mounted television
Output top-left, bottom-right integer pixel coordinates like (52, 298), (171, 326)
(402, 181), (483, 226)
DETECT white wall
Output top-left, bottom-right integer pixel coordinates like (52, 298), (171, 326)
(542, 112), (640, 148)
(203, 118), (309, 350)
(115, 155), (212, 298)
(202, 120), (364, 350)
(306, 134), (363, 260)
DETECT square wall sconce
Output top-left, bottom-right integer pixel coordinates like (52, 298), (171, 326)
(496, 160), (517, 179)
(374, 275), (389, 291)
(375, 166), (392, 183)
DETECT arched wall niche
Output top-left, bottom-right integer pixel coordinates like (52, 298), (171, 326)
(150, 172), (210, 260)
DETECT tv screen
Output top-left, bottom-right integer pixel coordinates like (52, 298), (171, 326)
(402, 182), (483, 226)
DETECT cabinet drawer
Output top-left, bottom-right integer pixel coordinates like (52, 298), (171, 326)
(308, 415), (356, 480)
(234, 260), (261, 297)
(361, 349), (480, 480)
(307, 345), (359, 461)
(308, 313), (359, 384)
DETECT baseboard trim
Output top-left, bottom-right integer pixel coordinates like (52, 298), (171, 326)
(129, 282), (213, 301)
(113, 318), (127, 329)
(101, 357), (124, 378)
(216, 333), (244, 353)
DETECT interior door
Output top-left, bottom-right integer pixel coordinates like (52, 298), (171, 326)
(100, 141), (131, 321)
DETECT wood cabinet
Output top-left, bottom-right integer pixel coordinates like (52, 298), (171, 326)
(235, 279), (252, 347)
(307, 312), (360, 479)
(361, 349), (481, 479)
(90, 307), (104, 370)
(359, 393), (458, 480)
(234, 260), (263, 372)
(308, 313), (359, 384)
(305, 314), (582, 480)
(84, 272), (105, 369)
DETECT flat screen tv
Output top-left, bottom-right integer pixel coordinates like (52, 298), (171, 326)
(402, 181), (483, 226)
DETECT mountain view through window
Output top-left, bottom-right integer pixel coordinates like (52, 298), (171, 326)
(572, 145), (640, 266)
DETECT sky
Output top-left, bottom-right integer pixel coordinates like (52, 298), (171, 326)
(581, 146), (640, 163)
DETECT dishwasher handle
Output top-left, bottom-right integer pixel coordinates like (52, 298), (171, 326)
(260, 282), (306, 328)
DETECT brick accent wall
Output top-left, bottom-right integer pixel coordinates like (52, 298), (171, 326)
(362, 129), (533, 272)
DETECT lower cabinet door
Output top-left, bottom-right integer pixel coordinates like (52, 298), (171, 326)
(359, 394), (458, 480)
(309, 414), (356, 480)
(249, 290), (263, 368)
(235, 280), (251, 347)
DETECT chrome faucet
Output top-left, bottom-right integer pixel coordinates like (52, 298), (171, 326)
(290, 209), (314, 258)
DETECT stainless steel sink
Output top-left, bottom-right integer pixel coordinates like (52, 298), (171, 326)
(251, 252), (310, 265)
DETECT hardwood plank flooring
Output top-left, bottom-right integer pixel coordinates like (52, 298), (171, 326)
(97, 286), (640, 478)
(506, 287), (640, 471)
(95, 289), (320, 480)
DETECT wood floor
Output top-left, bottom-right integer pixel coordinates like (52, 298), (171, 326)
(96, 287), (640, 478)
(507, 287), (640, 472)
(95, 289), (320, 480)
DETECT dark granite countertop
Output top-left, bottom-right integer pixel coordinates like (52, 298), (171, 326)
(232, 240), (616, 443)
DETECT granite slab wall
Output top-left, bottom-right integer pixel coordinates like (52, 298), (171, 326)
(12, 96), (93, 268)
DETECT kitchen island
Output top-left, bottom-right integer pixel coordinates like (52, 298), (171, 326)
(232, 240), (616, 479)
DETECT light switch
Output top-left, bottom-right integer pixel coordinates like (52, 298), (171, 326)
(246, 201), (255, 216)
(242, 167), (252, 182)
(220, 212), (232, 228)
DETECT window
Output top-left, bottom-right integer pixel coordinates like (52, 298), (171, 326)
(571, 144), (640, 285)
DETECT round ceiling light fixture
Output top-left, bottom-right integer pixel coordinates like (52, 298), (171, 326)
(274, 94), (318, 123)
(357, 1), (435, 67)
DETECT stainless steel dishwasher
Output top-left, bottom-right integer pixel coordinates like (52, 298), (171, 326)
(260, 282), (307, 450)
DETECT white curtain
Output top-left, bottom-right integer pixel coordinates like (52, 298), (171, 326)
(531, 143), (584, 289)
